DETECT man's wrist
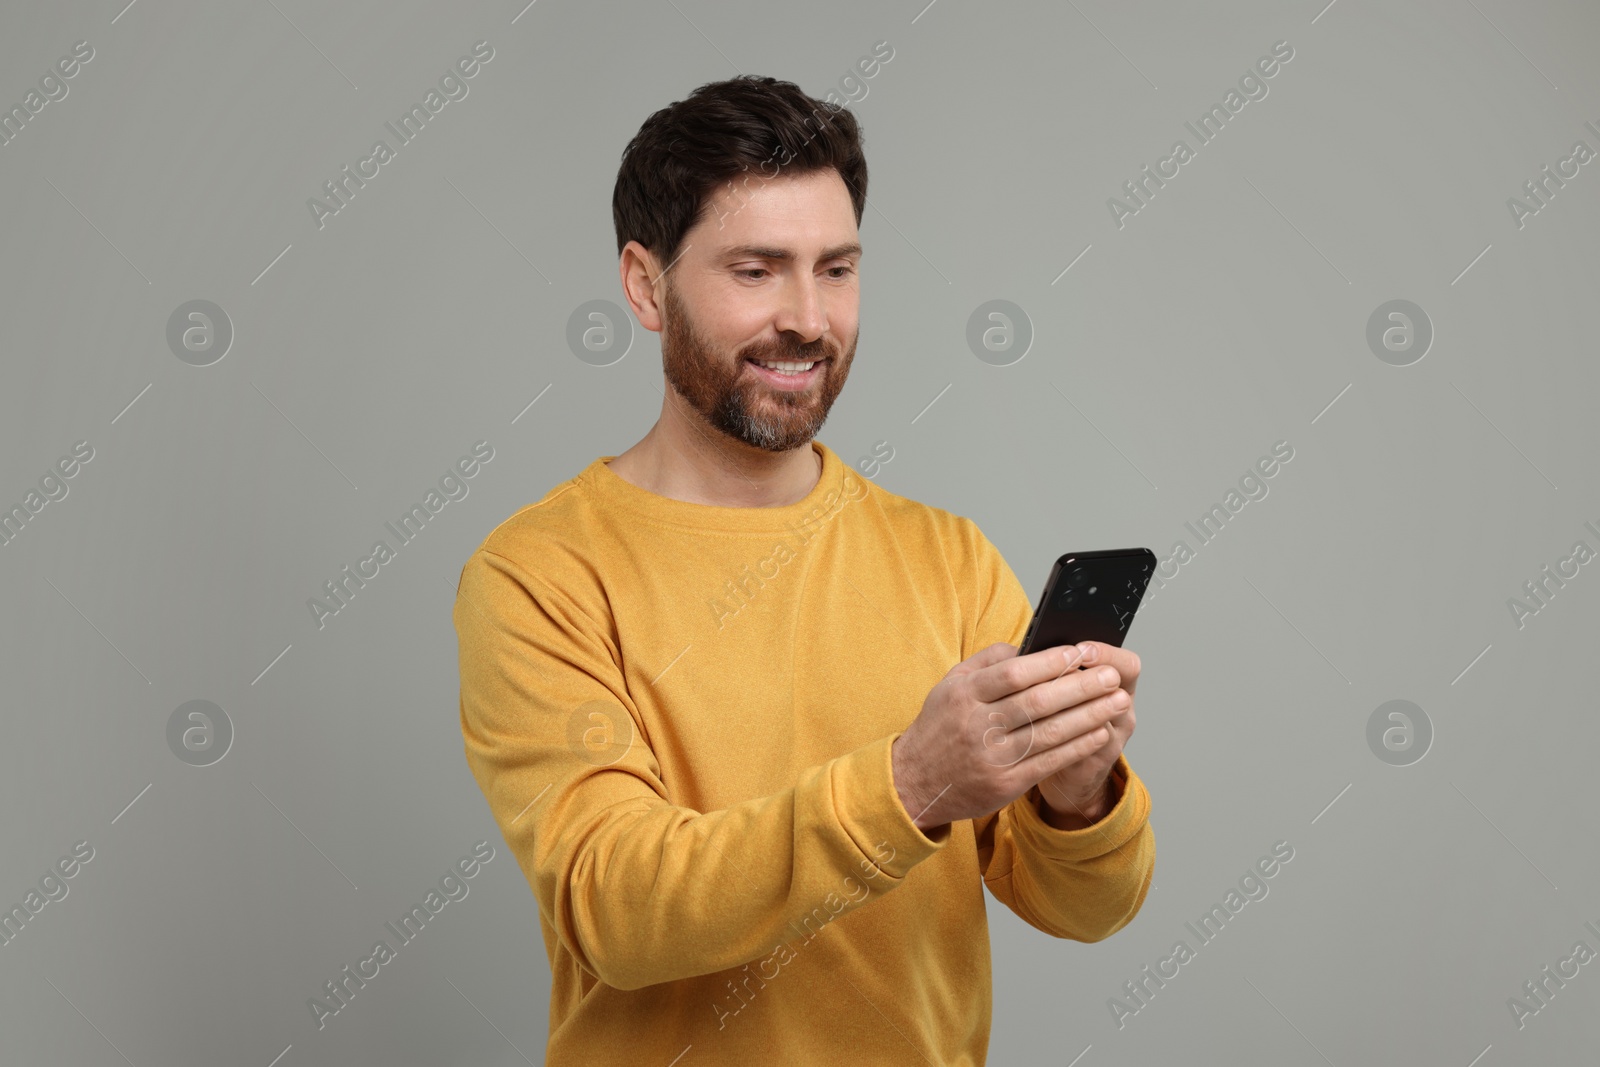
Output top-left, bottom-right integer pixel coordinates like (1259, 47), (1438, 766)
(890, 735), (945, 833)
(1037, 775), (1117, 831)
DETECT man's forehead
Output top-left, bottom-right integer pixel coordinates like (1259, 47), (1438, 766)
(697, 170), (858, 253)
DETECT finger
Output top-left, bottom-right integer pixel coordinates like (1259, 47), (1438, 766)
(946, 641), (1020, 682)
(981, 686), (1127, 772)
(1077, 642), (1141, 696)
(967, 642), (1085, 704)
(1003, 685), (1130, 754)
(1103, 700), (1134, 737)
(986, 662), (1123, 733)
(1009, 710), (1127, 785)
(1033, 702), (1129, 773)
(1077, 642), (1140, 680)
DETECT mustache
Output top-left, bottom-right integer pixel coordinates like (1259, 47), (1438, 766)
(740, 337), (838, 363)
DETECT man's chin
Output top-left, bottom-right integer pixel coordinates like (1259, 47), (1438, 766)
(715, 411), (824, 454)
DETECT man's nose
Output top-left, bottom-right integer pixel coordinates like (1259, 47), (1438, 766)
(774, 274), (828, 342)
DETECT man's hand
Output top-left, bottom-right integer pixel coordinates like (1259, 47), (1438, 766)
(890, 640), (1138, 833)
(1034, 641), (1140, 830)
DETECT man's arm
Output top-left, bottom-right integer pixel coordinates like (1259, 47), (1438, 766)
(977, 754), (1154, 941)
(957, 517), (1157, 942)
(454, 547), (949, 992)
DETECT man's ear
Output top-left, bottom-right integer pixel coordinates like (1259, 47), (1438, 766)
(619, 241), (666, 332)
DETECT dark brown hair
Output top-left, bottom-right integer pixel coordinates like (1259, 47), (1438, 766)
(612, 75), (868, 270)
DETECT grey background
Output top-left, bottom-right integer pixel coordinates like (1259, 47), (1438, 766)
(2, 0), (1596, 1063)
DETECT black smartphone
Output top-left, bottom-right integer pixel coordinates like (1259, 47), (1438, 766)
(1016, 548), (1156, 659)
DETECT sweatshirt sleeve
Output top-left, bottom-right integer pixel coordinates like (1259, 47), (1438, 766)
(453, 547), (951, 992)
(960, 520), (1157, 943)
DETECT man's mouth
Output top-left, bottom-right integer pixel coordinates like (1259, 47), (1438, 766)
(744, 356), (827, 389)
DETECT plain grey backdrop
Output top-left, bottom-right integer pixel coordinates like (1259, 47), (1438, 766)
(3, 0), (1598, 1063)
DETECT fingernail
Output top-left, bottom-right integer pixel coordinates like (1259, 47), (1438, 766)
(1098, 666), (1119, 686)
(1077, 643), (1096, 663)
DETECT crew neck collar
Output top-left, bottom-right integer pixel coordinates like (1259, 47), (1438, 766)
(581, 440), (852, 534)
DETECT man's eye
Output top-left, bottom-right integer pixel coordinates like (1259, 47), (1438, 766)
(737, 269), (768, 280)
(827, 266), (854, 279)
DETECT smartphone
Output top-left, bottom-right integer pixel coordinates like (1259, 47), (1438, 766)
(1016, 548), (1156, 659)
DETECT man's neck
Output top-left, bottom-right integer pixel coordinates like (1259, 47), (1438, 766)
(607, 415), (822, 509)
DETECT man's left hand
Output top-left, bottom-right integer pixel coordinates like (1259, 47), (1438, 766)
(1035, 641), (1140, 830)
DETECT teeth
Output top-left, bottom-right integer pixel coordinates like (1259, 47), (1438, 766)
(754, 359), (817, 373)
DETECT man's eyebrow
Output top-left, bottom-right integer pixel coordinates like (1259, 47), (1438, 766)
(718, 242), (863, 263)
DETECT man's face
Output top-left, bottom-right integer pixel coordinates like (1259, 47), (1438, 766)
(655, 168), (860, 453)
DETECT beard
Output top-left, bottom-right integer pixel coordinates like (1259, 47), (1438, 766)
(658, 280), (855, 453)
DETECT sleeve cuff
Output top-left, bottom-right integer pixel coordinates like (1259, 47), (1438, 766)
(831, 732), (950, 881)
(1009, 754), (1150, 861)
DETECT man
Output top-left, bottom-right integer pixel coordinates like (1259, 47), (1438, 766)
(454, 74), (1154, 1065)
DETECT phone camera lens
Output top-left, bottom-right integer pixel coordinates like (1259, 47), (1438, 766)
(1066, 566), (1088, 588)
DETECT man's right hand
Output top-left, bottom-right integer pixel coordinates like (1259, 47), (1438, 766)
(889, 641), (1131, 832)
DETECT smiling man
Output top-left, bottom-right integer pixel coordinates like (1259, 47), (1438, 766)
(454, 75), (1155, 1066)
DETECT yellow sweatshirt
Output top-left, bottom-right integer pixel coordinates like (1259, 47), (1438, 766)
(453, 439), (1155, 1065)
